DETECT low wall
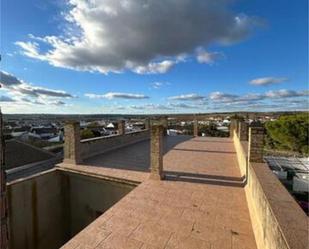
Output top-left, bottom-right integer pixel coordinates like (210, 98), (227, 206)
(80, 130), (150, 160)
(7, 170), (65, 249)
(233, 132), (308, 249)
(7, 169), (134, 249)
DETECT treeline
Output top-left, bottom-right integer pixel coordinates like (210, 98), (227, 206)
(265, 113), (309, 155)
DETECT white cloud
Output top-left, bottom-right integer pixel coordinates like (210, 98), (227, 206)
(169, 103), (198, 109)
(0, 71), (73, 108)
(130, 104), (173, 110)
(209, 92), (238, 102)
(15, 41), (46, 60)
(196, 48), (224, 64)
(150, 81), (170, 89)
(250, 77), (288, 86)
(85, 92), (149, 100)
(151, 82), (163, 89)
(210, 89), (309, 103)
(16, 0), (258, 74)
(265, 89), (308, 98)
(132, 60), (176, 74)
(169, 93), (205, 101)
(0, 71), (73, 98)
(0, 71), (22, 86)
(207, 89), (308, 111)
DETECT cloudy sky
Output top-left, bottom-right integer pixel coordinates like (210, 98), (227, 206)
(1, 0), (308, 114)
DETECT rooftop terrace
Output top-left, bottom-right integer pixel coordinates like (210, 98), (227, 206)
(60, 136), (256, 249)
(4, 118), (308, 249)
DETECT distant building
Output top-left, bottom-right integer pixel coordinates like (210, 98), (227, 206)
(30, 127), (58, 140)
(5, 139), (59, 180)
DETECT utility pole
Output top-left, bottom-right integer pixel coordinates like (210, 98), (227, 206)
(0, 109), (9, 249)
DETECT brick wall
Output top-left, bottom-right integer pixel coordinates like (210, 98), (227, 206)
(80, 130), (150, 160)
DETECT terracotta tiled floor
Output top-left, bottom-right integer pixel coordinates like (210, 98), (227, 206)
(60, 136), (257, 249)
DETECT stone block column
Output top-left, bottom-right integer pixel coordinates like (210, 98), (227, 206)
(248, 127), (265, 163)
(193, 119), (198, 137)
(64, 121), (82, 164)
(238, 121), (249, 141)
(144, 118), (151, 130)
(229, 119), (237, 138)
(161, 116), (168, 136)
(150, 125), (164, 180)
(118, 120), (125, 135)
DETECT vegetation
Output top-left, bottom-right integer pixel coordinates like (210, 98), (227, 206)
(199, 124), (229, 137)
(229, 114), (245, 121)
(80, 129), (95, 139)
(87, 121), (101, 128)
(265, 113), (309, 155)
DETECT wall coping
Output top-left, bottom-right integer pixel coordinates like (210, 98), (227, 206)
(7, 168), (57, 186)
(80, 130), (149, 144)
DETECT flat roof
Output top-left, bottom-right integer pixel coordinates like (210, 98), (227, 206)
(59, 136), (257, 249)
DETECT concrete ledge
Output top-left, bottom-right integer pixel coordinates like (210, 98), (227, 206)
(57, 164), (149, 186)
(80, 130), (150, 160)
(233, 133), (308, 249)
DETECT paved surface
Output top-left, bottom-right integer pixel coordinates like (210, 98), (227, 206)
(84, 136), (192, 172)
(60, 136), (257, 249)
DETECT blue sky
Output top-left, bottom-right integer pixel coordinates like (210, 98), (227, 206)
(0, 0), (308, 114)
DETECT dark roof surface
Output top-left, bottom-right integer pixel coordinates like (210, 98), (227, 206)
(5, 140), (56, 170)
(31, 127), (57, 134)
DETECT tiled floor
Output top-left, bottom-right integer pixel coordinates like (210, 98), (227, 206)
(60, 136), (257, 249)
(83, 136), (193, 172)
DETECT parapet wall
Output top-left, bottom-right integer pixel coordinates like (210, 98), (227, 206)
(7, 169), (134, 249)
(80, 130), (150, 160)
(233, 132), (308, 249)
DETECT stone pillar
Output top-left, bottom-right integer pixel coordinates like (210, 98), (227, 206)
(248, 127), (265, 163)
(229, 119), (237, 138)
(161, 116), (168, 136)
(118, 120), (125, 135)
(64, 121), (82, 164)
(150, 125), (164, 180)
(0, 110), (9, 249)
(144, 118), (150, 130)
(193, 119), (198, 137)
(238, 121), (248, 141)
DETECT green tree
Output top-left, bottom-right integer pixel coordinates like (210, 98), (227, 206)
(81, 129), (95, 139)
(229, 114), (245, 121)
(265, 113), (309, 154)
(87, 121), (100, 128)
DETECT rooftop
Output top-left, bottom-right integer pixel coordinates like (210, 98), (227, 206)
(60, 136), (256, 249)
(5, 119), (308, 249)
(5, 139), (56, 170)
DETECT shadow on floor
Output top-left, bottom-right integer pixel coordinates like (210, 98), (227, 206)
(190, 140), (233, 144)
(165, 171), (246, 188)
(172, 148), (236, 154)
(164, 171), (245, 182)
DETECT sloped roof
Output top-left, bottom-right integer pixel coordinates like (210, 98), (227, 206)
(5, 139), (56, 170)
(31, 127), (57, 134)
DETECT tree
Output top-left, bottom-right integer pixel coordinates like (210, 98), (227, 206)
(87, 121), (100, 128)
(265, 113), (309, 154)
(81, 129), (95, 139)
(229, 114), (245, 121)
